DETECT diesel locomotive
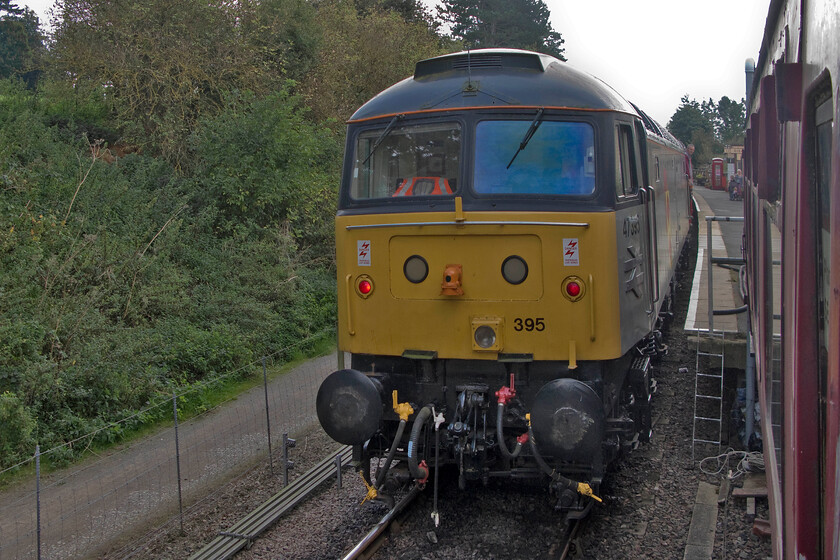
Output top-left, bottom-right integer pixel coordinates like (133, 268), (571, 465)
(316, 49), (693, 517)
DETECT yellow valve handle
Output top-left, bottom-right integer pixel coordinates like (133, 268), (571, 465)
(360, 472), (378, 505)
(577, 482), (603, 503)
(392, 390), (414, 421)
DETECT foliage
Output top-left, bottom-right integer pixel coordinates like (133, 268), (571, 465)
(238, 0), (323, 82)
(300, 0), (453, 124)
(437, 0), (565, 60)
(189, 89), (340, 243)
(0, 80), (338, 468)
(667, 94), (745, 165)
(0, 1), (44, 87)
(47, 0), (321, 167)
(715, 96), (747, 144)
(0, 391), (36, 463)
(354, 0), (436, 25)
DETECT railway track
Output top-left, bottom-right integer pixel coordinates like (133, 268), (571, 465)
(342, 484), (584, 560)
(189, 446), (352, 560)
(341, 483), (423, 560)
(190, 446), (585, 560)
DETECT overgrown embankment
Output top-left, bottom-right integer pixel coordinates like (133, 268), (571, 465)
(0, 82), (340, 468)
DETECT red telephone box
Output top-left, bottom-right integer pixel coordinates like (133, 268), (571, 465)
(710, 158), (725, 190)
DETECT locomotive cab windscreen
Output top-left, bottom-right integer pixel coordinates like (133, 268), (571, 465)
(348, 115), (598, 202)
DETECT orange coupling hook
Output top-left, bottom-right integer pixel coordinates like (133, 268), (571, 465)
(392, 390), (414, 421)
(440, 264), (464, 296)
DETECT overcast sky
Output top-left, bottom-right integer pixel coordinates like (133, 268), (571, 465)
(545, 0), (769, 124)
(22, 0), (771, 125)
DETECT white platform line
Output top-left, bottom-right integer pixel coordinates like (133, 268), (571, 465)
(685, 247), (704, 332)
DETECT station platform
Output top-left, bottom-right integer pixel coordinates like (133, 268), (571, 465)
(683, 189), (746, 336)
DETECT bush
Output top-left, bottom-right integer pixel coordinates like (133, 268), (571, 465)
(0, 79), (339, 468)
(0, 391), (37, 467)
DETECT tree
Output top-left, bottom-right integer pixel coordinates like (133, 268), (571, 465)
(668, 95), (727, 165)
(716, 95), (746, 144)
(667, 95), (712, 144)
(0, 1), (44, 87)
(354, 0), (435, 25)
(48, 0), (319, 166)
(300, 0), (452, 124)
(437, 0), (565, 60)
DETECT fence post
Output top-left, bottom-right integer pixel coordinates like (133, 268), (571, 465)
(282, 433), (296, 486)
(262, 357), (274, 475)
(35, 444), (41, 560)
(173, 392), (184, 533)
(335, 454), (342, 490)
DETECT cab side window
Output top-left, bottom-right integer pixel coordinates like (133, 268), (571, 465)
(615, 124), (640, 197)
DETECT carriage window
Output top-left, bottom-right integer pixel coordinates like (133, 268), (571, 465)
(473, 120), (595, 195)
(350, 122), (461, 200)
(615, 124), (640, 197)
(815, 95), (832, 361)
(814, 93), (832, 488)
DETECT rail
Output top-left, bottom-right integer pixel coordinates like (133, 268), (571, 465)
(341, 483), (423, 560)
(189, 446), (352, 560)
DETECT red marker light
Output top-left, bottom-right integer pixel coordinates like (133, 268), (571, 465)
(358, 280), (373, 295)
(566, 281), (581, 297)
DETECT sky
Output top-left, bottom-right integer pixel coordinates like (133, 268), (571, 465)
(21, 0), (771, 126)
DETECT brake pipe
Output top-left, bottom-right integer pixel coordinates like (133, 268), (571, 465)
(373, 391), (413, 490)
(526, 414), (602, 503)
(496, 374), (527, 459)
(408, 406), (432, 482)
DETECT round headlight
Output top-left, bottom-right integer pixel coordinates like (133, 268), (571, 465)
(474, 325), (497, 349)
(501, 256), (528, 285)
(404, 255), (428, 283)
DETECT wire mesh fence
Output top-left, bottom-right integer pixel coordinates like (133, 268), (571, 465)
(0, 337), (339, 559)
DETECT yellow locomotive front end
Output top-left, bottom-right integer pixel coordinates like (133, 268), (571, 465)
(337, 209), (623, 364)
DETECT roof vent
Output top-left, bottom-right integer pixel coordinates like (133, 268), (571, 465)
(452, 54), (503, 70)
(415, 50), (547, 79)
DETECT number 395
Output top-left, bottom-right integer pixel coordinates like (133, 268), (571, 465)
(513, 318), (545, 332)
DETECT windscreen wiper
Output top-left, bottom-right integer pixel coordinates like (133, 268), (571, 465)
(362, 114), (404, 164)
(506, 107), (545, 169)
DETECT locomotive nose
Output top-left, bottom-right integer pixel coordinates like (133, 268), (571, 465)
(316, 369), (383, 445)
(530, 378), (605, 462)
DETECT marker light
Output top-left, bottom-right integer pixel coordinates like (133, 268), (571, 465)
(356, 275), (374, 298)
(561, 276), (585, 302)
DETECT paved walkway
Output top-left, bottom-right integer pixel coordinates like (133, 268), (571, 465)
(0, 354), (341, 560)
(684, 188), (746, 335)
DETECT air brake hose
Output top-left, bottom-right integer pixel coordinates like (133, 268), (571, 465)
(374, 419), (407, 489)
(527, 421), (602, 503)
(408, 406), (432, 481)
(496, 404), (524, 459)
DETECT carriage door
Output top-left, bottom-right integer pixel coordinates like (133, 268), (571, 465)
(616, 122), (655, 324)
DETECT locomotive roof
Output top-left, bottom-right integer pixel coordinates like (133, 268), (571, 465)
(349, 48), (640, 122)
